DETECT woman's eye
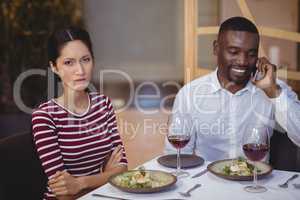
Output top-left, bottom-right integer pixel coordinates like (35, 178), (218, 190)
(82, 57), (91, 63)
(64, 60), (74, 66)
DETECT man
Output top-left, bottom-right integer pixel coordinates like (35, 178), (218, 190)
(165, 16), (300, 162)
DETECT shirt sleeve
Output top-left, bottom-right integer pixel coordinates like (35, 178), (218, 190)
(106, 97), (128, 165)
(32, 109), (65, 179)
(270, 80), (300, 146)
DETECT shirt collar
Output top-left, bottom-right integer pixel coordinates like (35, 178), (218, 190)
(209, 68), (255, 95)
(237, 79), (255, 95)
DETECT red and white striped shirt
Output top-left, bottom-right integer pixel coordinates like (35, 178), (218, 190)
(32, 92), (127, 199)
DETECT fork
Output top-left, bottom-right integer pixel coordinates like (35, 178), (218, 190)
(178, 183), (201, 197)
(278, 174), (299, 188)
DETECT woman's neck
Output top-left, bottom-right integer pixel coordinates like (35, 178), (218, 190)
(57, 89), (89, 115)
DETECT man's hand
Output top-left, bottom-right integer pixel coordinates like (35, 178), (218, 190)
(252, 57), (281, 98)
(48, 171), (83, 196)
(103, 145), (123, 172)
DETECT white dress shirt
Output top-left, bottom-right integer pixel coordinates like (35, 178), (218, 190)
(164, 70), (300, 161)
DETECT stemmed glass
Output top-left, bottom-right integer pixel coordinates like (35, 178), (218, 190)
(242, 126), (270, 193)
(167, 114), (191, 177)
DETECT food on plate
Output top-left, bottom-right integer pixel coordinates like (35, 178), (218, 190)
(222, 157), (261, 176)
(113, 170), (173, 189)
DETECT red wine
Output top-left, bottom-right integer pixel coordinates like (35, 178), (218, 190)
(243, 143), (269, 161)
(168, 135), (190, 149)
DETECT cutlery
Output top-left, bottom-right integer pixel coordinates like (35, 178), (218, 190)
(92, 194), (125, 200)
(278, 174), (299, 188)
(293, 183), (300, 189)
(179, 183), (201, 197)
(92, 193), (186, 200)
(191, 168), (208, 178)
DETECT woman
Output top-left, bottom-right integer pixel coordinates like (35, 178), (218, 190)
(32, 27), (128, 200)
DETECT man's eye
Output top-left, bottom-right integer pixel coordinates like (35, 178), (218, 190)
(248, 52), (258, 57)
(229, 50), (238, 55)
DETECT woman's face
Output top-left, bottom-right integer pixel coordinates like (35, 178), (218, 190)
(52, 40), (93, 92)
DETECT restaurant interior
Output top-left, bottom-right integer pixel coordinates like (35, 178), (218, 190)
(0, 0), (300, 199)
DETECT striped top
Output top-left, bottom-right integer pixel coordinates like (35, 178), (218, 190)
(32, 92), (127, 200)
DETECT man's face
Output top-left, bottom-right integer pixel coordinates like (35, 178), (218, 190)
(214, 30), (259, 86)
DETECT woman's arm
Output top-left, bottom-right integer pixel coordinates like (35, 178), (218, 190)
(78, 165), (127, 190)
(105, 96), (128, 165)
(49, 166), (127, 199)
(77, 96), (129, 189)
(79, 144), (128, 190)
(49, 145), (128, 197)
(32, 109), (68, 199)
(48, 96), (129, 198)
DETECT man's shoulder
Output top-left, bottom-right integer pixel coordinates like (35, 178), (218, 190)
(179, 72), (216, 94)
(276, 79), (289, 89)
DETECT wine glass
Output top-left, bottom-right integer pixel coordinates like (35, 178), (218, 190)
(167, 114), (191, 177)
(242, 126), (270, 193)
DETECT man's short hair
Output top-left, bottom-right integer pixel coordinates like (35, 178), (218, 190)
(218, 16), (259, 36)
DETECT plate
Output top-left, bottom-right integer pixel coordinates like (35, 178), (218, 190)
(157, 154), (204, 169)
(109, 170), (177, 193)
(207, 159), (272, 181)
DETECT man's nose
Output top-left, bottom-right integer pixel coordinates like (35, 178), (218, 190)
(237, 53), (249, 66)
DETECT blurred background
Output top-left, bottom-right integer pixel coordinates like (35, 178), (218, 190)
(1, 0), (300, 169)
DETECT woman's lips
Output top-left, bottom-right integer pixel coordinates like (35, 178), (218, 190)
(74, 78), (88, 85)
(75, 78), (86, 82)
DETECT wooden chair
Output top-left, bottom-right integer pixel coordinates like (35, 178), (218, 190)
(0, 132), (47, 200)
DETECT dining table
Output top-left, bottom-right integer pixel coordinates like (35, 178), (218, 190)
(79, 156), (300, 200)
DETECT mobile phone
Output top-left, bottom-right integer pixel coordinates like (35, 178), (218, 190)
(253, 69), (264, 81)
(252, 60), (265, 81)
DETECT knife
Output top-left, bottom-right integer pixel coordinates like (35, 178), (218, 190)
(92, 193), (186, 200)
(191, 168), (208, 178)
(92, 194), (128, 200)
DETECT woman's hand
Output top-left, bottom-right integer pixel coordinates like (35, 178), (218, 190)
(48, 171), (83, 196)
(104, 145), (124, 171)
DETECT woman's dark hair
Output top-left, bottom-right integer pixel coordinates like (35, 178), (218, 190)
(47, 27), (94, 64)
(47, 27), (94, 96)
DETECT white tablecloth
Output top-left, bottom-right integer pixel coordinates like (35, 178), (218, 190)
(79, 157), (300, 200)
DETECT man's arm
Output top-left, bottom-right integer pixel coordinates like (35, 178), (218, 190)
(270, 80), (300, 146)
(253, 57), (300, 146)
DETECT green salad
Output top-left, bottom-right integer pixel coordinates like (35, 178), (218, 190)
(114, 170), (168, 189)
(222, 158), (261, 176)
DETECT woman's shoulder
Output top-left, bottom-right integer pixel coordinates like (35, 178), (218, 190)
(89, 92), (111, 104)
(32, 99), (58, 118)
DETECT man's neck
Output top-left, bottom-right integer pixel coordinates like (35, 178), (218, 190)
(216, 70), (248, 94)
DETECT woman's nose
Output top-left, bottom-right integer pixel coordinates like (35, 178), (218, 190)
(75, 63), (85, 75)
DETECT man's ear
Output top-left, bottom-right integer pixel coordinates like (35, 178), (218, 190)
(49, 61), (58, 74)
(213, 40), (219, 56)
